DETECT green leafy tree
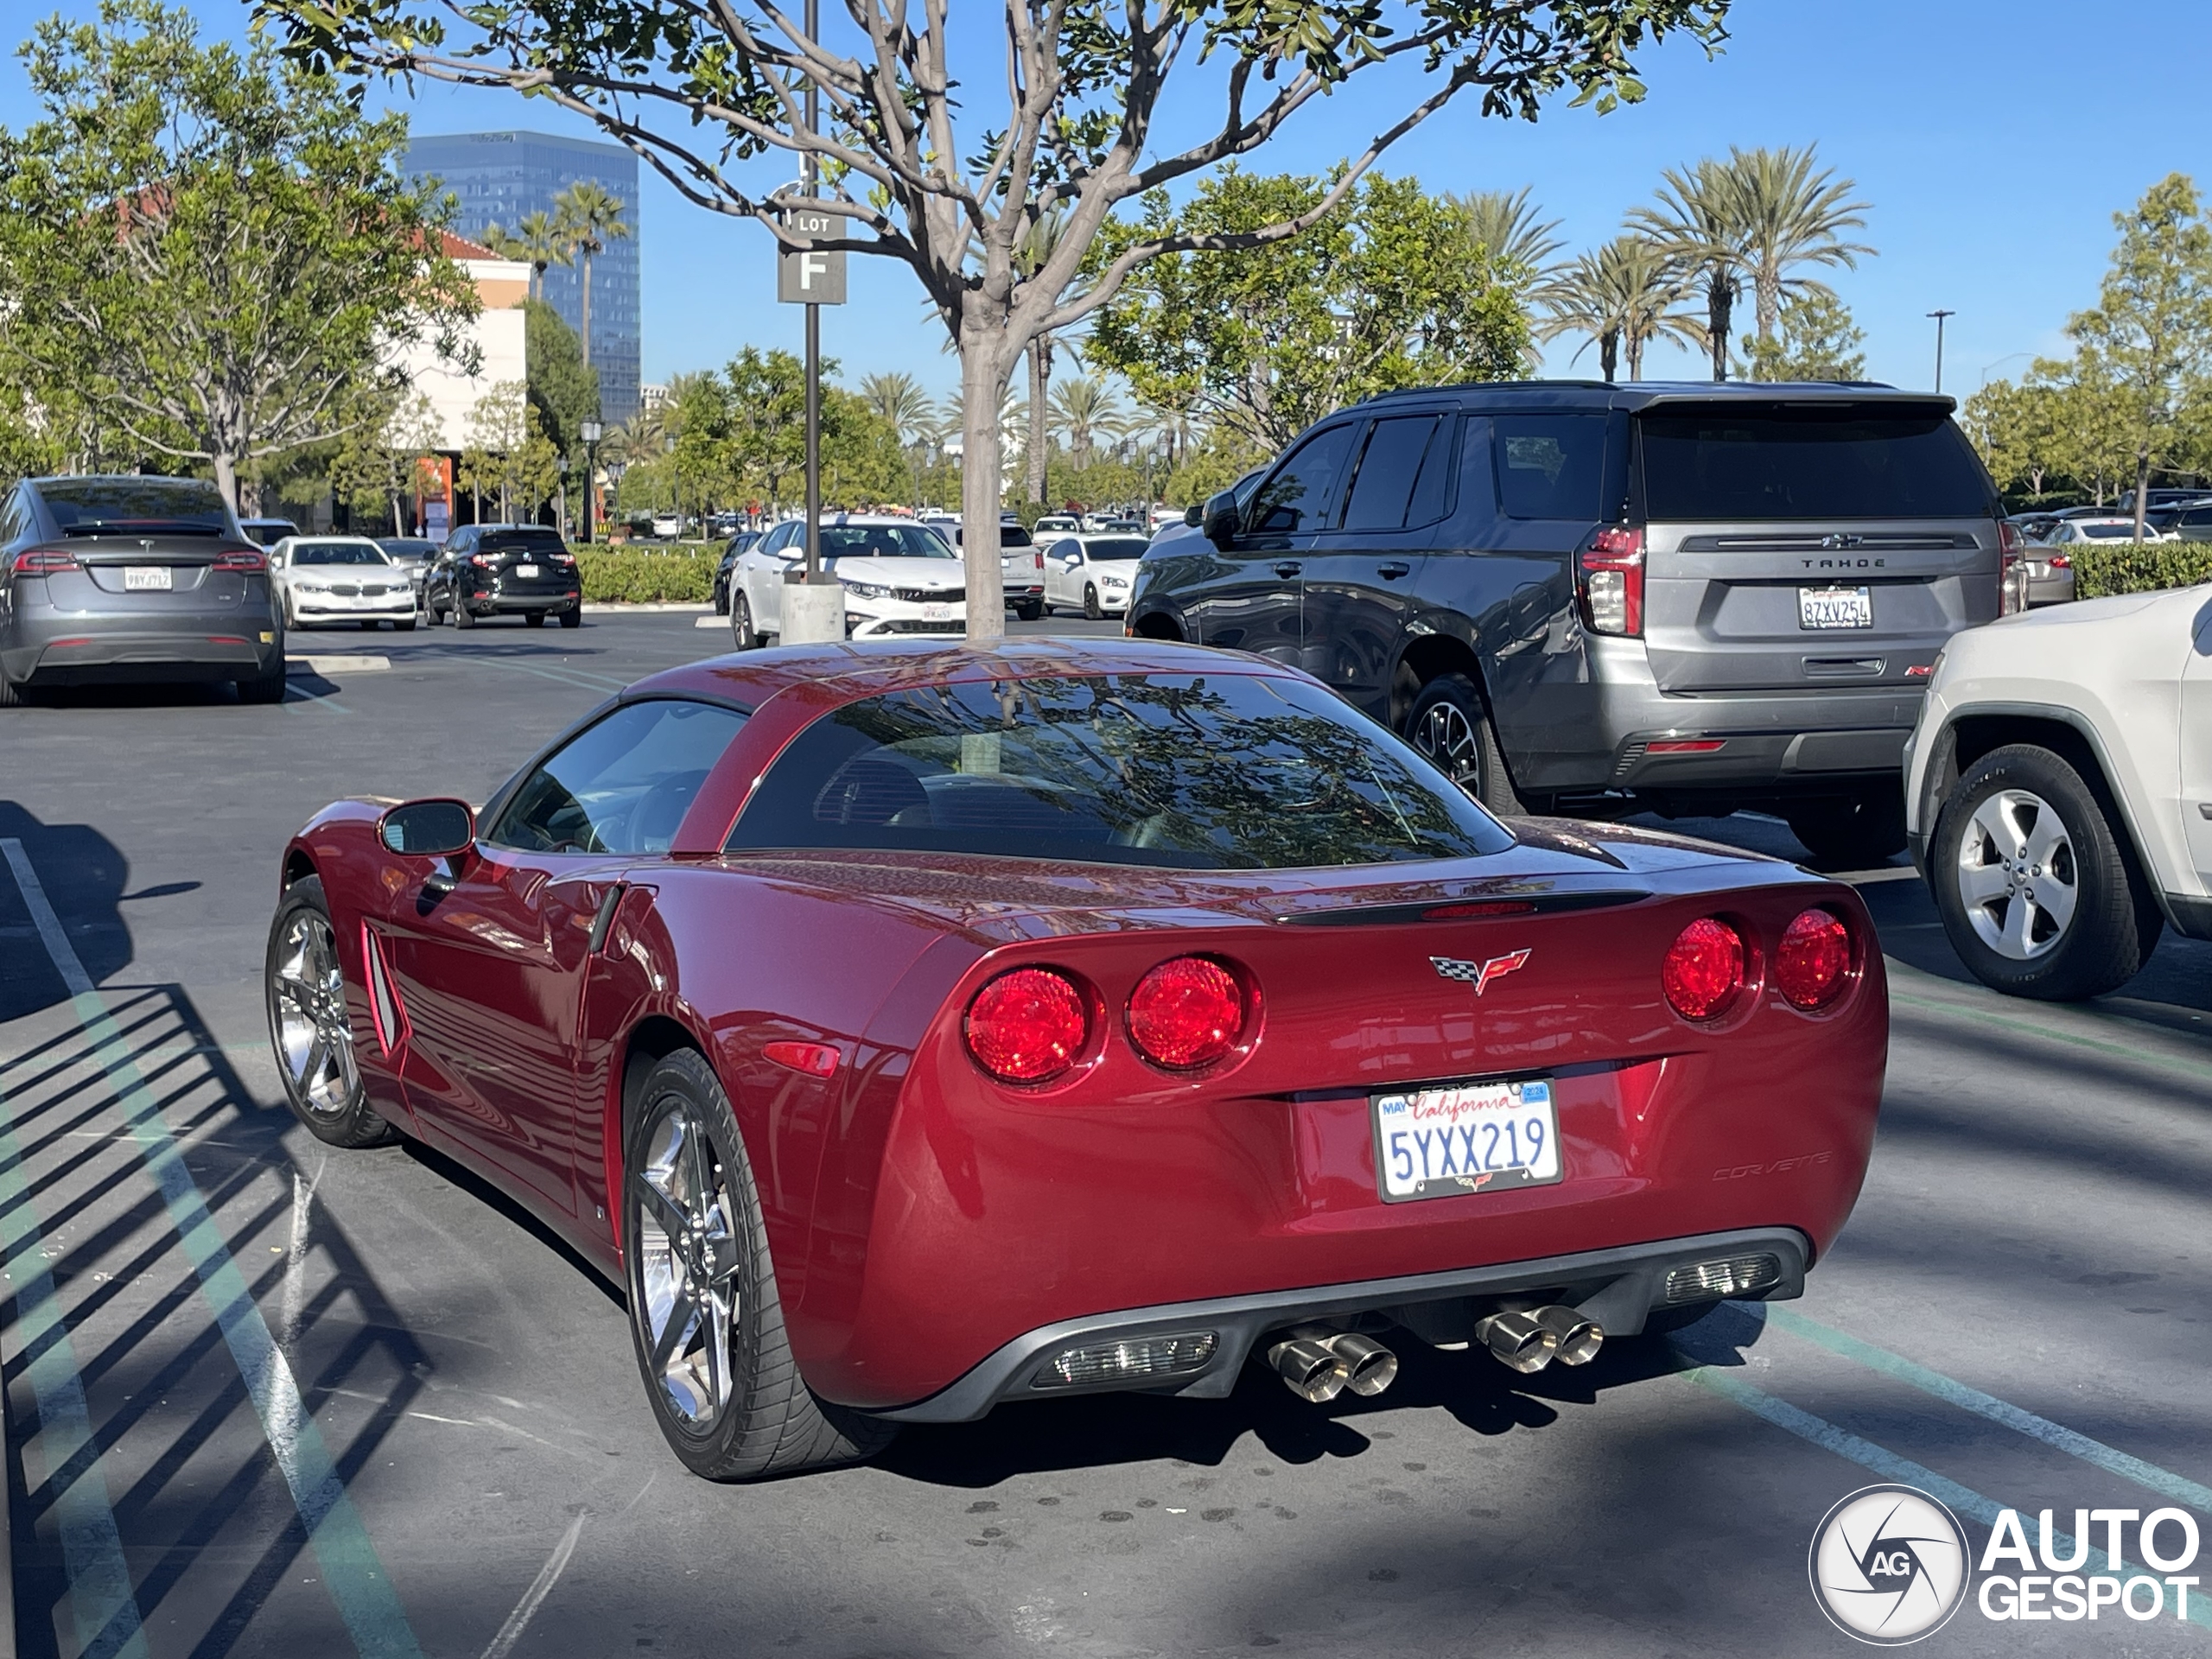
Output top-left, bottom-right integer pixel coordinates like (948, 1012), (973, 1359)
(1088, 169), (1532, 452)
(1738, 291), (1867, 382)
(2065, 173), (2212, 537)
(551, 179), (631, 370)
(521, 299), (601, 458)
(724, 347), (810, 516)
(0, 0), (478, 508)
(262, 0), (1727, 640)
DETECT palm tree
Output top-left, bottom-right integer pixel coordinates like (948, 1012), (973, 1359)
(480, 209), (569, 302)
(1722, 144), (1874, 343)
(1540, 238), (1706, 381)
(1452, 188), (1566, 302)
(859, 371), (939, 505)
(1626, 158), (1744, 383)
(1047, 375), (1128, 468)
(551, 181), (632, 368)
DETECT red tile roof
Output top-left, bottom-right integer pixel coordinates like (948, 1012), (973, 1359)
(441, 230), (502, 261)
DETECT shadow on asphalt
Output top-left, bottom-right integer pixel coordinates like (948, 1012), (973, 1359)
(1, 982), (432, 1659)
(0, 803), (130, 1022)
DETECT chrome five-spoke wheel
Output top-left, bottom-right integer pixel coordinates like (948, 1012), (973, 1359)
(271, 910), (359, 1114)
(633, 1101), (741, 1432)
(1955, 786), (2077, 960)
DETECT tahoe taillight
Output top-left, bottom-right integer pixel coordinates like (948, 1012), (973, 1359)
(1579, 525), (1645, 637)
(11, 547), (76, 575)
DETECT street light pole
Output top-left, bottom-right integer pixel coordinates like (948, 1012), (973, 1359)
(803, 0), (821, 585)
(1927, 309), (1955, 396)
(580, 418), (602, 543)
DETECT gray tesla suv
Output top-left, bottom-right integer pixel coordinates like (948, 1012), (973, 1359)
(0, 474), (287, 705)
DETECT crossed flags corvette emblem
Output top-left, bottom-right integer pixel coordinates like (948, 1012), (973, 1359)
(1430, 950), (1532, 996)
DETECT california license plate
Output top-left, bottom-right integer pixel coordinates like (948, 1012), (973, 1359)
(1799, 585), (1872, 629)
(922, 602), (955, 622)
(124, 565), (172, 591)
(1371, 1077), (1560, 1203)
(515, 563), (540, 578)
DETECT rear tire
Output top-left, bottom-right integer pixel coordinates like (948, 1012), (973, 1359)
(0, 671), (24, 708)
(265, 875), (400, 1147)
(559, 606), (582, 629)
(1014, 599), (1043, 621)
(237, 659), (287, 704)
(1785, 786), (1909, 867)
(1408, 672), (1524, 816)
(1929, 744), (2159, 1001)
(622, 1050), (898, 1480)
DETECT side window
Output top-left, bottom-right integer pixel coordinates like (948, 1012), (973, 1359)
(0, 490), (22, 546)
(486, 700), (748, 856)
(1339, 415), (1454, 533)
(1493, 414), (1609, 519)
(1054, 539), (1082, 563)
(762, 521), (799, 556)
(1246, 424), (1359, 536)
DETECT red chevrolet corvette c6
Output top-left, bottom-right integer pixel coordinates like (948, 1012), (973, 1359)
(266, 638), (1886, 1479)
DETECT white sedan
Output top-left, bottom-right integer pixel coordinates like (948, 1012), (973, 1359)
(270, 536), (417, 631)
(1041, 532), (1151, 619)
(728, 516), (967, 646)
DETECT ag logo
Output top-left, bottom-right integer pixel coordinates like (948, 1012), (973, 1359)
(1808, 1484), (1971, 1645)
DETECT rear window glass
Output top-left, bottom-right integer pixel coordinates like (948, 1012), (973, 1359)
(1638, 407), (1992, 519)
(41, 480), (232, 536)
(2078, 523), (2138, 539)
(1493, 415), (1608, 519)
(480, 528), (568, 553)
(727, 673), (1514, 870)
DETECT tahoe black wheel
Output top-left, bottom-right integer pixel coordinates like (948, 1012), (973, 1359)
(264, 876), (398, 1147)
(1785, 786), (1909, 867)
(1014, 599), (1044, 621)
(622, 1049), (897, 1480)
(1930, 744), (2160, 1001)
(1408, 672), (1524, 815)
(730, 593), (760, 651)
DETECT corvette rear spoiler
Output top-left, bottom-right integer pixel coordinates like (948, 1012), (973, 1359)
(1272, 888), (1651, 927)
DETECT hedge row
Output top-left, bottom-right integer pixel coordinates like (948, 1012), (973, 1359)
(574, 547), (718, 603)
(2070, 539), (2212, 601)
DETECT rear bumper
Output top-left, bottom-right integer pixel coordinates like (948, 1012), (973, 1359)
(3, 610), (283, 683)
(1520, 638), (1929, 800)
(459, 588), (581, 614)
(874, 1225), (1811, 1421)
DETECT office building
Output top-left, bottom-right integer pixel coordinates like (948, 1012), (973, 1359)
(404, 130), (641, 425)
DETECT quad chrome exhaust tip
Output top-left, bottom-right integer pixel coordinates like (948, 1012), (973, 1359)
(1267, 1330), (1402, 1402)
(1268, 1338), (1349, 1402)
(1475, 1306), (1605, 1373)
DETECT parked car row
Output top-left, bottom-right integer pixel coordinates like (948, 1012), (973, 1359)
(720, 513), (1049, 647)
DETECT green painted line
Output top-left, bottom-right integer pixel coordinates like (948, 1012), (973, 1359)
(1765, 1305), (2212, 1516)
(1673, 1349), (2212, 1637)
(3, 840), (424, 1659)
(1884, 966), (2212, 1086)
(0, 1084), (148, 1659)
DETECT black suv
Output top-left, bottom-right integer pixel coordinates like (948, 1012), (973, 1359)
(425, 524), (582, 628)
(1127, 382), (2008, 863)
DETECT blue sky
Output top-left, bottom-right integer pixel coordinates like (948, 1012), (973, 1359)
(3, 1), (2205, 404)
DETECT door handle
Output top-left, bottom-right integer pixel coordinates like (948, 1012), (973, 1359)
(1376, 561), (1411, 579)
(1273, 562), (1303, 579)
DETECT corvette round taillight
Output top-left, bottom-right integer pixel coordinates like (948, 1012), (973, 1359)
(1662, 918), (1745, 1021)
(1127, 956), (1246, 1070)
(964, 967), (1089, 1084)
(1775, 907), (1852, 1009)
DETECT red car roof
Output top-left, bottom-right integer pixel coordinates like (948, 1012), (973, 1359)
(626, 637), (1278, 712)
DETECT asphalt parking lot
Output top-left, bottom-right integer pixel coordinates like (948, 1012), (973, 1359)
(2, 611), (2209, 1659)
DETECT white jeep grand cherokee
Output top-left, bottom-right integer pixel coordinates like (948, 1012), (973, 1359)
(1904, 582), (2212, 999)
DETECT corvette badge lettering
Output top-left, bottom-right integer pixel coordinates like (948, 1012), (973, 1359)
(1430, 950), (1532, 996)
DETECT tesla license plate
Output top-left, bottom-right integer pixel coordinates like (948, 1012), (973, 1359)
(922, 602), (955, 622)
(1799, 585), (1872, 629)
(515, 563), (540, 578)
(1371, 1077), (1560, 1203)
(124, 565), (172, 591)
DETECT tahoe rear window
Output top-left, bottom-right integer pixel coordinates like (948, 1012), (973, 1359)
(727, 673), (1514, 869)
(1638, 406), (1993, 520)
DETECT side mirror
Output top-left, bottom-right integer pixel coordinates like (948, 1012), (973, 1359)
(379, 798), (475, 857)
(1182, 503), (1203, 528)
(1200, 491), (1241, 546)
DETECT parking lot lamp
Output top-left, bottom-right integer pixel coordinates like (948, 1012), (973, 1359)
(581, 419), (603, 542)
(1926, 309), (1955, 395)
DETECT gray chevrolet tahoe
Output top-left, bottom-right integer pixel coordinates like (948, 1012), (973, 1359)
(1126, 381), (2009, 864)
